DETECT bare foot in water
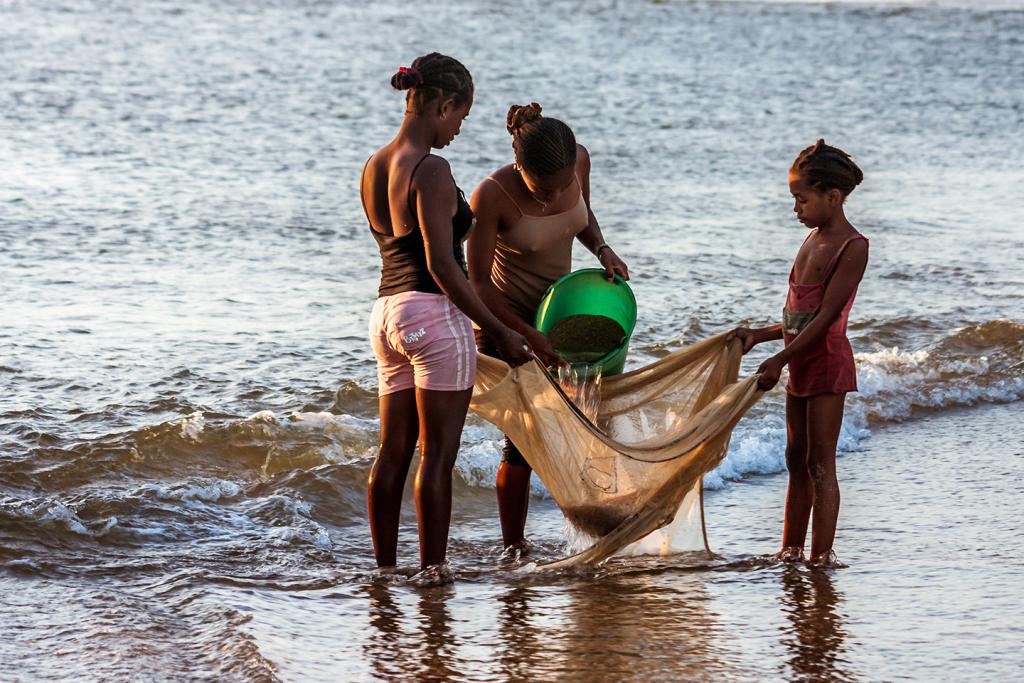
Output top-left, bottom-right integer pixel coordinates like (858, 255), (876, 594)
(409, 561), (454, 586)
(807, 550), (847, 569)
(775, 546), (806, 563)
(500, 540), (533, 563)
(371, 565), (418, 583)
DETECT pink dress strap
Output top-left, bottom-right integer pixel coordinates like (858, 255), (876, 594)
(819, 233), (868, 283)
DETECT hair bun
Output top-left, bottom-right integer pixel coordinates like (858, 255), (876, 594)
(792, 138), (864, 197)
(507, 102), (543, 134)
(390, 66), (423, 91)
(850, 162), (865, 188)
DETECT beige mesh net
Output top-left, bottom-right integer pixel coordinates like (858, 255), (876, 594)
(470, 332), (763, 568)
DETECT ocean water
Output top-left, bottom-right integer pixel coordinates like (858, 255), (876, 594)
(1, 0), (1022, 680)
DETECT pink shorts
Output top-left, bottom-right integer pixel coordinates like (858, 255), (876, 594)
(369, 291), (477, 396)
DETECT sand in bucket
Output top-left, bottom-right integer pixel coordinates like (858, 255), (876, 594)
(547, 314), (626, 364)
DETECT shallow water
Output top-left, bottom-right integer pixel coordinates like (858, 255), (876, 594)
(2, 0), (1023, 679)
(235, 403), (1024, 682)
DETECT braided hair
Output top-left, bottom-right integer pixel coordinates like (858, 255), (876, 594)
(791, 139), (864, 198)
(391, 53), (473, 115)
(507, 103), (577, 177)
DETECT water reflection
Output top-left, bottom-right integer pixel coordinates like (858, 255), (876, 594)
(360, 564), (856, 682)
(488, 566), (726, 680)
(363, 584), (404, 681)
(495, 585), (547, 679)
(363, 584), (462, 682)
(413, 587), (462, 682)
(778, 567), (856, 682)
(567, 571), (726, 679)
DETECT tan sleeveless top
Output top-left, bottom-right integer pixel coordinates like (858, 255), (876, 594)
(485, 176), (590, 321)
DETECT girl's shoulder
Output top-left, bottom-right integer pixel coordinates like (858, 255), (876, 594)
(842, 229), (869, 251)
(575, 143), (591, 173)
(831, 229), (869, 252)
(831, 231), (870, 273)
(471, 165), (521, 219)
(487, 163), (518, 182)
(475, 164), (517, 199)
(820, 227), (868, 247)
(406, 154), (455, 199)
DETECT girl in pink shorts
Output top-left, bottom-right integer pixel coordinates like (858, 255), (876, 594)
(369, 291), (477, 395)
(360, 53), (530, 574)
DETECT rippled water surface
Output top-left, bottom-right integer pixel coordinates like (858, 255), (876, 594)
(2, 0), (1023, 680)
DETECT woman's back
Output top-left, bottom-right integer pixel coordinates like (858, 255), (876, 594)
(362, 149), (472, 298)
(361, 146), (426, 238)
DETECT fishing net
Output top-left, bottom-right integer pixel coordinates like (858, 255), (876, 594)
(470, 332), (763, 568)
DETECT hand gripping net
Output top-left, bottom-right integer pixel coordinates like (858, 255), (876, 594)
(470, 333), (763, 568)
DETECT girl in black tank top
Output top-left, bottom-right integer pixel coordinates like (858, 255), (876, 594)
(367, 154), (474, 297)
(358, 53), (530, 575)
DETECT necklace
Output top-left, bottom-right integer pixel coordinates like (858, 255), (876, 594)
(515, 164), (550, 212)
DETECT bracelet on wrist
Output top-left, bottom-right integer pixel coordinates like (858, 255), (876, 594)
(595, 243), (611, 258)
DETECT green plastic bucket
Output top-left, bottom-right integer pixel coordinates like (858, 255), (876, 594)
(534, 268), (637, 377)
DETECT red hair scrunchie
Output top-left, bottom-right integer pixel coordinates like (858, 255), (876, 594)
(397, 66), (424, 87)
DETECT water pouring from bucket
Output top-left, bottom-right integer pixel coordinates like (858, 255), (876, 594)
(535, 268), (637, 415)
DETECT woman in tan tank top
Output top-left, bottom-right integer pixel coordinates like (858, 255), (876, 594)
(467, 102), (630, 554)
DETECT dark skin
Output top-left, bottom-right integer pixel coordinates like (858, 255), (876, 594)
(468, 142), (630, 549)
(728, 170), (868, 565)
(361, 90), (532, 570)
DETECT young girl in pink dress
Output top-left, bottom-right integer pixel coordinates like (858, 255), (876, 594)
(730, 140), (869, 567)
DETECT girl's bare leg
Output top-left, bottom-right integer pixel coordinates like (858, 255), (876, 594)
(414, 387), (473, 569)
(496, 459), (531, 550)
(806, 392), (846, 563)
(368, 389), (419, 568)
(781, 394), (811, 557)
